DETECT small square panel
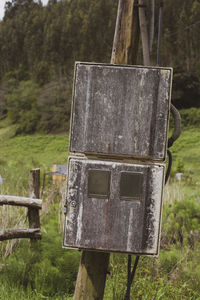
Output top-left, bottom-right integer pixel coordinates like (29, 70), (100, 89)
(120, 172), (143, 201)
(88, 170), (111, 198)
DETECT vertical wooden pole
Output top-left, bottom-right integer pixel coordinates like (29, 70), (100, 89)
(73, 1), (140, 299)
(138, 0), (150, 65)
(73, 252), (110, 300)
(111, 0), (140, 65)
(149, 0), (155, 53)
(28, 168), (41, 242)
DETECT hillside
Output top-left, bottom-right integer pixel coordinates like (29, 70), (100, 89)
(1, 118), (200, 191)
(0, 0), (200, 298)
(0, 121), (200, 299)
(0, 0), (200, 134)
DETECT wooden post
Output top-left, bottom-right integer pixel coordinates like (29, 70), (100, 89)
(28, 168), (41, 242)
(74, 252), (110, 300)
(138, 0), (150, 65)
(73, 1), (140, 299)
(111, 0), (140, 65)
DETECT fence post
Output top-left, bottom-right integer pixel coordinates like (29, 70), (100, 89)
(28, 168), (41, 242)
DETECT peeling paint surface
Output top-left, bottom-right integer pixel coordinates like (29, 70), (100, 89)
(127, 208), (134, 252)
(63, 157), (164, 256)
(70, 63), (172, 161)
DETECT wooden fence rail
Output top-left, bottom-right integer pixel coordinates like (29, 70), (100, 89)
(0, 228), (41, 241)
(0, 196), (42, 208)
(0, 169), (42, 242)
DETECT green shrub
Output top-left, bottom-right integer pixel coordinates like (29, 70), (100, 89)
(180, 108), (200, 128)
(0, 217), (80, 297)
(6, 80), (40, 134)
(172, 72), (200, 109)
(105, 250), (200, 300)
(174, 157), (185, 173)
(37, 79), (72, 133)
(159, 247), (180, 274)
(5, 78), (72, 134)
(162, 198), (200, 247)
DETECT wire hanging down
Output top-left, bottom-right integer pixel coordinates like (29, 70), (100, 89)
(124, 255), (140, 300)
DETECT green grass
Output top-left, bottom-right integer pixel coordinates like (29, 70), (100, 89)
(0, 133), (69, 166)
(0, 123), (79, 299)
(0, 282), (73, 300)
(0, 127), (69, 195)
(0, 122), (200, 299)
(104, 246), (200, 299)
(170, 128), (200, 181)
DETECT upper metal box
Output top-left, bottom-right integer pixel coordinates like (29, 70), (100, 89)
(70, 63), (172, 161)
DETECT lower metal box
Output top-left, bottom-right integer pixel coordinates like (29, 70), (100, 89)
(63, 157), (165, 256)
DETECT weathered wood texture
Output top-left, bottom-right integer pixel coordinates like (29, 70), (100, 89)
(73, 251), (110, 300)
(0, 195), (42, 208)
(111, 0), (139, 65)
(0, 228), (41, 241)
(0, 169), (42, 242)
(149, 0), (155, 52)
(28, 169), (41, 241)
(29, 169), (40, 199)
(70, 63), (172, 161)
(64, 157), (164, 255)
(138, 0), (150, 65)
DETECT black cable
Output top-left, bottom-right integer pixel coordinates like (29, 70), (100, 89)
(124, 255), (132, 300)
(124, 256), (140, 300)
(124, 149), (173, 300)
(168, 104), (182, 148)
(165, 150), (172, 184)
(124, 143), (173, 299)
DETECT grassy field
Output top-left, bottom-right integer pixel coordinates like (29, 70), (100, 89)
(0, 124), (69, 196)
(171, 128), (200, 182)
(0, 121), (200, 299)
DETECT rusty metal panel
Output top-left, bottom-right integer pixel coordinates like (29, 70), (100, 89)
(70, 63), (172, 161)
(63, 157), (165, 256)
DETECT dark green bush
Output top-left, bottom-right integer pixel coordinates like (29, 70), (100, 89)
(6, 80), (40, 134)
(172, 72), (200, 109)
(0, 217), (80, 297)
(180, 108), (200, 128)
(37, 78), (72, 133)
(5, 78), (72, 134)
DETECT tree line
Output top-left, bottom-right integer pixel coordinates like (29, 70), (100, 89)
(0, 0), (200, 133)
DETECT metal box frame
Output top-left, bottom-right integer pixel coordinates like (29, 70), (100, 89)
(63, 62), (173, 256)
(63, 157), (165, 256)
(70, 63), (172, 161)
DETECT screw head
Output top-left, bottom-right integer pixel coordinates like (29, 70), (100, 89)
(71, 201), (77, 207)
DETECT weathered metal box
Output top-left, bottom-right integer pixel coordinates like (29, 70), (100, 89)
(63, 157), (165, 255)
(70, 63), (172, 161)
(63, 62), (172, 256)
